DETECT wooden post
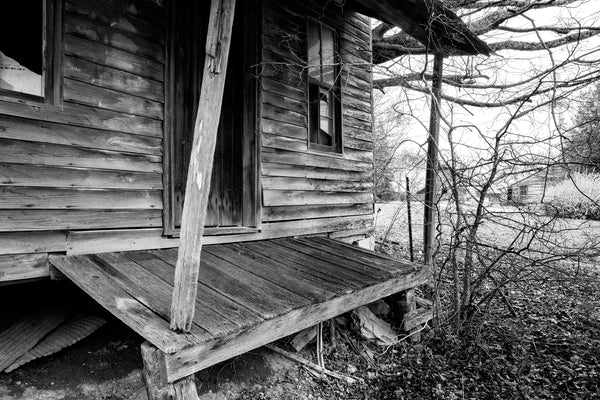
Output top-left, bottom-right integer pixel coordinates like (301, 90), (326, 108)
(423, 53), (444, 267)
(405, 176), (414, 263)
(400, 288), (420, 342)
(141, 341), (199, 400)
(170, 0), (237, 332)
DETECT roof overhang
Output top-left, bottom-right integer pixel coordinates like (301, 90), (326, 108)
(347, 0), (491, 56)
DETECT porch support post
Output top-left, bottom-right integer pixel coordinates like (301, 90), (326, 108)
(170, 0), (237, 332)
(141, 341), (199, 400)
(423, 53), (444, 266)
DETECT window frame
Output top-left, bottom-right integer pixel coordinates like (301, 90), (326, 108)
(0, 0), (60, 105)
(306, 19), (343, 154)
(520, 186), (528, 196)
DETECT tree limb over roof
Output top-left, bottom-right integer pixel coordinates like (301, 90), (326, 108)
(347, 0), (491, 57)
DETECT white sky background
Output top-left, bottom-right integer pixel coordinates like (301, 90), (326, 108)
(373, 0), (600, 177)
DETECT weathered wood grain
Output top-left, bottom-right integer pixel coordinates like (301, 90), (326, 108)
(262, 135), (308, 152)
(64, 57), (164, 103)
(65, 11), (165, 63)
(262, 119), (307, 140)
(62, 215), (373, 256)
(0, 210), (162, 232)
(64, 35), (164, 82)
(127, 250), (262, 332)
(0, 232), (67, 255)
(262, 177), (373, 192)
(0, 253), (49, 282)
(65, 0), (164, 44)
(0, 187), (162, 210)
(163, 268), (429, 381)
(263, 190), (373, 207)
(261, 162), (371, 182)
(0, 114), (162, 155)
(67, 229), (177, 255)
(0, 100), (163, 137)
(93, 252), (220, 338)
(0, 163), (162, 190)
(262, 149), (373, 172)
(64, 79), (164, 120)
(263, 203), (372, 222)
(0, 139), (162, 173)
(49, 255), (197, 353)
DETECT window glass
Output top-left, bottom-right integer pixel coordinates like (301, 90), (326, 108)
(319, 89), (333, 146)
(307, 21), (321, 81)
(307, 20), (340, 152)
(321, 26), (335, 85)
(0, 1), (44, 97)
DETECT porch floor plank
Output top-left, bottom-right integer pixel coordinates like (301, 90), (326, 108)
(49, 237), (428, 382)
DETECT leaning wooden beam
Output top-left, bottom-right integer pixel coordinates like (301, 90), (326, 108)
(170, 0), (237, 332)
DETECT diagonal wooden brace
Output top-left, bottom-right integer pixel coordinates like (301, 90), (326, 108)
(170, 0), (237, 332)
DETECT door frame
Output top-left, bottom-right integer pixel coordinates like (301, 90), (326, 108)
(162, 0), (260, 237)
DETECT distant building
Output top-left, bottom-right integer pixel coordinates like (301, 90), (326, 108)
(507, 165), (571, 205)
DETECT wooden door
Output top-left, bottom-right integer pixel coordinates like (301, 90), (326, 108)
(165, 0), (256, 234)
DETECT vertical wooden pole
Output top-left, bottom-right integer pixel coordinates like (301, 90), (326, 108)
(423, 53), (444, 267)
(405, 176), (414, 262)
(171, 0), (237, 332)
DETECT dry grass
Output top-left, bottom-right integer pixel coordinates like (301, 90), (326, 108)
(374, 202), (600, 263)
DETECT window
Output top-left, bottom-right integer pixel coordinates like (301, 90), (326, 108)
(520, 186), (528, 196)
(0, 1), (52, 100)
(307, 20), (342, 153)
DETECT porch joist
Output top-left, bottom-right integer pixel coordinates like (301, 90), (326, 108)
(49, 236), (428, 382)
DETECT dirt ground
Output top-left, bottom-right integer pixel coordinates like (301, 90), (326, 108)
(0, 281), (303, 400)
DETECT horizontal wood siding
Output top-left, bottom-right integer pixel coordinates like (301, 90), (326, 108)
(260, 0), (374, 228)
(0, 0), (376, 278)
(0, 0), (166, 271)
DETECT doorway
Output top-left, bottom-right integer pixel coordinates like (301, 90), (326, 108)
(163, 0), (257, 236)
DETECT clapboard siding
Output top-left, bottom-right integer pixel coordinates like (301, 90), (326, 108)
(260, 0), (374, 227)
(0, 164), (162, 190)
(0, 210), (163, 232)
(0, 115), (163, 155)
(0, 187), (162, 210)
(261, 162), (372, 182)
(64, 35), (164, 82)
(0, 0), (166, 260)
(64, 57), (164, 102)
(64, 0), (164, 44)
(63, 78), (164, 119)
(263, 204), (373, 222)
(0, 0), (377, 277)
(0, 138), (162, 173)
(64, 10), (165, 63)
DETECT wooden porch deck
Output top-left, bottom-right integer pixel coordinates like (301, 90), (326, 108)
(49, 237), (427, 382)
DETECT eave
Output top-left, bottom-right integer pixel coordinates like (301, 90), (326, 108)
(347, 0), (492, 57)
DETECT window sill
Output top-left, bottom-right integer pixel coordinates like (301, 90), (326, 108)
(307, 145), (345, 158)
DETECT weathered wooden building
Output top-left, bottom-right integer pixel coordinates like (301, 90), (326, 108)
(0, 0), (488, 397)
(507, 165), (570, 205)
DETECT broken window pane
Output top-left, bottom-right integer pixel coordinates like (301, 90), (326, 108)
(0, 1), (44, 97)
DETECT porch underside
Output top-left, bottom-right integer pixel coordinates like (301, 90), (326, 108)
(49, 237), (427, 382)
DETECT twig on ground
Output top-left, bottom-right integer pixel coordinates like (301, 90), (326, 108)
(265, 344), (358, 384)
